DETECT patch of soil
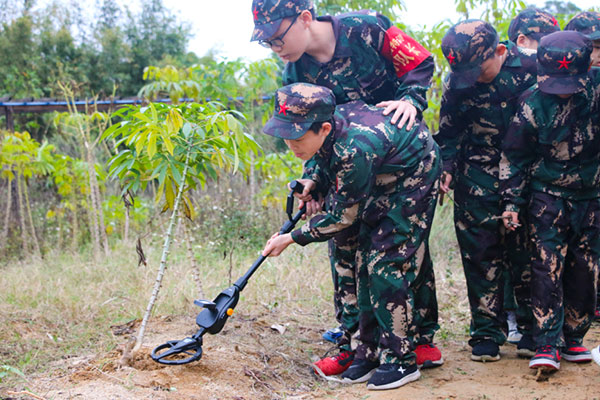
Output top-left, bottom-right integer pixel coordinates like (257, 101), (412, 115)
(4, 316), (600, 400)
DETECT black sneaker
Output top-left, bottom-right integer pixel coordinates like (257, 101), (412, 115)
(366, 363), (420, 390)
(529, 345), (560, 370)
(562, 340), (592, 363)
(471, 340), (500, 362)
(340, 358), (379, 383)
(516, 334), (536, 358)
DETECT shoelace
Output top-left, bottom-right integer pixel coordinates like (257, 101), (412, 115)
(333, 351), (352, 361)
(539, 345), (555, 354)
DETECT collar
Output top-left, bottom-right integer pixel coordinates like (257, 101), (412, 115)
(314, 112), (341, 161)
(502, 40), (524, 69)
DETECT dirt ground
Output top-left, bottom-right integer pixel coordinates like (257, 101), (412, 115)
(2, 314), (599, 400)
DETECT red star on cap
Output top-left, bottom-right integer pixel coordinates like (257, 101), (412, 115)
(253, 7), (259, 21)
(278, 101), (289, 116)
(447, 53), (456, 65)
(551, 16), (558, 26)
(557, 56), (572, 69)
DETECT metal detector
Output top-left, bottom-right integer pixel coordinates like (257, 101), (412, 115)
(151, 180), (310, 365)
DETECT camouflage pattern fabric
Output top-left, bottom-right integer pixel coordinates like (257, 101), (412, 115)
(565, 11), (600, 40)
(280, 10), (437, 347)
(536, 31), (593, 95)
(441, 19), (500, 89)
(527, 193), (600, 347)
(500, 45), (600, 346)
(291, 100), (441, 365)
(436, 40), (538, 346)
(251, 0), (313, 41)
(507, 7), (560, 43)
(283, 11), (433, 112)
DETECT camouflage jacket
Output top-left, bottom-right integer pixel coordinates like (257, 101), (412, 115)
(436, 41), (537, 196)
(282, 11), (433, 112)
(291, 101), (437, 245)
(500, 69), (600, 211)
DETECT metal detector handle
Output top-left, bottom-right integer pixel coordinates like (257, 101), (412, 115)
(286, 180), (305, 220)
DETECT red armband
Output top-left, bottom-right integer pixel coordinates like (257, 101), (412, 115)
(381, 26), (431, 78)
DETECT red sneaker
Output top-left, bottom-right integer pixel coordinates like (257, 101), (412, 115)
(529, 345), (560, 370)
(415, 343), (444, 368)
(562, 340), (592, 363)
(313, 350), (354, 376)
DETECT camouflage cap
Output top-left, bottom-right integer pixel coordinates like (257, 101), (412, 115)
(263, 83), (336, 140)
(441, 20), (499, 89)
(565, 11), (600, 41)
(537, 31), (592, 95)
(508, 7), (560, 43)
(251, 0), (313, 41)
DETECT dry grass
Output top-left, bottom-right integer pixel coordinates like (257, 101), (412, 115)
(0, 199), (468, 393)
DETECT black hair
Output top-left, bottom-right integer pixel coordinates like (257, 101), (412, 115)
(308, 119), (333, 133)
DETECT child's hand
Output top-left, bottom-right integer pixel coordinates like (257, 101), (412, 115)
(376, 99), (418, 130)
(262, 233), (294, 257)
(440, 172), (453, 193)
(502, 211), (519, 231)
(289, 179), (316, 202)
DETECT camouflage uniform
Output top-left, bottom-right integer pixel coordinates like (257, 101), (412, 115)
(504, 7), (559, 327)
(565, 11), (600, 315)
(253, 1), (438, 347)
(263, 83), (441, 366)
(500, 31), (600, 348)
(437, 20), (537, 346)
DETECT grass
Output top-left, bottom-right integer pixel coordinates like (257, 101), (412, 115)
(0, 198), (468, 390)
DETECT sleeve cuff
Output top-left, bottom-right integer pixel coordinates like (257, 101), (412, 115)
(291, 228), (312, 246)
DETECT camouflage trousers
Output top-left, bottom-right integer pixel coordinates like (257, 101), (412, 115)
(327, 216), (440, 350)
(527, 192), (600, 347)
(353, 148), (441, 365)
(453, 187), (533, 346)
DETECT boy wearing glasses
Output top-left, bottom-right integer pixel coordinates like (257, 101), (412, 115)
(251, 0), (442, 376)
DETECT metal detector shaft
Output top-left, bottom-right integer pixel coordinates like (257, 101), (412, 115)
(234, 204), (307, 291)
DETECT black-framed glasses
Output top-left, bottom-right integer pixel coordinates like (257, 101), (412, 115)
(258, 13), (300, 49)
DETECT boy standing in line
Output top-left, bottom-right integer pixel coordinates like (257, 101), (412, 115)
(500, 31), (599, 370)
(436, 19), (538, 361)
(261, 82), (441, 390)
(251, 0), (443, 374)
(565, 11), (600, 322)
(502, 7), (560, 345)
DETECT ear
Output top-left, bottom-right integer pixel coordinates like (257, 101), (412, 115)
(496, 43), (507, 56)
(319, 122), (332, 137)
(299, 9), (313, 27)
(516, 34), (527, 47)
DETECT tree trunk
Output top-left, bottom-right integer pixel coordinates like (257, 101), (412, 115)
(2, 178), (12, 252)
(86, 145), (110, 256)
(249, 153), (256, 214)
(124, 206), (130, 243)
(134, 142), (193, 352)
(71, 201), (79, 252)
(23, 177), (42, 258)
(15, 174), (28, 255)
(85, 147), (101, 261)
